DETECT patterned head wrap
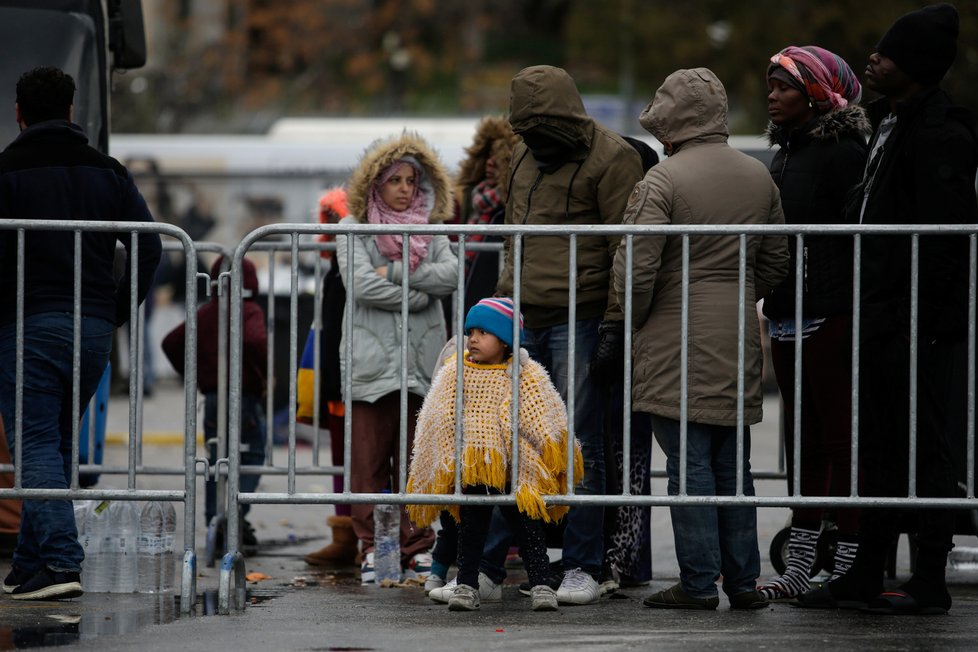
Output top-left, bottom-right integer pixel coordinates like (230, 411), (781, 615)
(767, 46), (861, 114)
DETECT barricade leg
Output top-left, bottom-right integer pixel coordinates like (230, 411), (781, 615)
(218, 550), (246, 613)
(180, 547), (197, 615)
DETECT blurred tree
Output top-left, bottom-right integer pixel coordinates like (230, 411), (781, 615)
(110, 0), (978, 135)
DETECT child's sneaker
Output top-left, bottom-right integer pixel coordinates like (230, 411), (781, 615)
(531, 585), (559, 611)
(360, 552), (375, 585)
(404, 552), (433, 580)
(424, 573), (447, 594)
(429, 573), (502, 603)
(448, 584), (480, 611)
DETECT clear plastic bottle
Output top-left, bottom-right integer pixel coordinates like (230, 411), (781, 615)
(137, 502), (164, 593)
(160, 501), (177, 592)
(373, 497), (401, 584)
(109, 501), (138, 593)
(82, 500), (111, 593)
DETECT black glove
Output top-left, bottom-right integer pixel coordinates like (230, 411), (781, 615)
(588, 320), (626, 384)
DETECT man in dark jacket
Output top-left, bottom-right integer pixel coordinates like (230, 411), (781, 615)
(799, 4), (978, 615)
(0, 67), (161, 600)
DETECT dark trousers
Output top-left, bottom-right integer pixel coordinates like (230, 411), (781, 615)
(855, 333), (960, 578)
(457, 485), (551, 590)
(770, 316), (859, 533)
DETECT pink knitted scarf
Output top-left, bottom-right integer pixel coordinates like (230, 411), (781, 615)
(367, 159), (431, 272)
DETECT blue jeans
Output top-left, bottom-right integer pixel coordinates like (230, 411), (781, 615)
(0, 312), (114, 574)
(480, 317), (607, 577)
(204, 392), (266, 523)
(650, 414), (760, 599)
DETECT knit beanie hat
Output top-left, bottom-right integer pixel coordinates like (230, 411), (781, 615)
(464, 297), (524, 349)
(877, 3), (958, 86)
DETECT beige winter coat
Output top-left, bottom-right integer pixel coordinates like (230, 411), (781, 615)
(613, 68), (789, 426)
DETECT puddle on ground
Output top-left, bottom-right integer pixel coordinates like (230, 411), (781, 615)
(0, 593), (175, 650)
(0, 589), (281, 649)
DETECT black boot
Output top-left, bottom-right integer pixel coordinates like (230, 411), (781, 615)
(864, 544), (951, 615)
(796, 534), (884, 609)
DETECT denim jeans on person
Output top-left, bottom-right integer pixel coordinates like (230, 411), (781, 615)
(0, 312), (114, 574)
(203, 392), (266, 524)
(650, 414), (760, 599)
(478, 316), (607, 579)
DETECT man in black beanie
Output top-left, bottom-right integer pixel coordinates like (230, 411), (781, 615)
(799, 3), (978, 615)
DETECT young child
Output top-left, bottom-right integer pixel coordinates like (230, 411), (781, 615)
(162, 255), (268, 552)
(407, 297), (583, 612)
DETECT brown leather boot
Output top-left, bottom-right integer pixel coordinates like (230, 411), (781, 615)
(304, 515), (359, 567)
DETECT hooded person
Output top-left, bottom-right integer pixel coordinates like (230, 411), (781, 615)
(298, 187), (360, 568)
(490, 64), (643, 606)
(161, 255), (268, 551)
(454, 116), (520, 312)
(335, 132), (458, 584)
(758, 45), (871, 601)
(613, 68), (789, 610)
(798, 3), (978, 616)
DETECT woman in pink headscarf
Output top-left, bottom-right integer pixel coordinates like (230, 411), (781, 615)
(335, 132), (458, 584)
(759, 45), (871, 600)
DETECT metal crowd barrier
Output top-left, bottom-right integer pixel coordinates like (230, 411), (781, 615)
(0, 220), (202, 615)
(216, 221), (978, 612)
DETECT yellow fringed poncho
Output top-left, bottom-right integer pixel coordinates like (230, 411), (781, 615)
(406, 350), (583, 527)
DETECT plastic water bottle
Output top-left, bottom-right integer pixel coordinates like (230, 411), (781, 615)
(160, 501), (177, 592)
(82, 500), (111, 592)
(109, 501), (138, 592)
(373, 498), (401, 584)
(137, 502), (164, 593)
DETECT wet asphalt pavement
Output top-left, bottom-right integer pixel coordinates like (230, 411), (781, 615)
(0, 379), (977, 650)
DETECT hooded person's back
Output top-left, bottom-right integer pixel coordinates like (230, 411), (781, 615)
(615, 67), (789, 426)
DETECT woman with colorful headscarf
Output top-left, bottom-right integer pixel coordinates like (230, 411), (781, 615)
(336, 132), (458, 584)
(759, 46), (871, 600)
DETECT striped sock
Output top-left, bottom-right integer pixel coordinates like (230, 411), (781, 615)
(830, 537), (858, 581)
(759, 526), (819, 600)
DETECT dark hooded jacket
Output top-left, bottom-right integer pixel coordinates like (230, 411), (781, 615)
(0, 120), (161, 327)
(162, 256), (268, 397)
(497, 65), (643, 328)
(763, 105), (871, 319)
(847, 89), (978, 339)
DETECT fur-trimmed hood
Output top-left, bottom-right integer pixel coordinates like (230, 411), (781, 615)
(346, 131), (453, 223)
(455, 115), (520, 201)
(766, 104), (872, 147)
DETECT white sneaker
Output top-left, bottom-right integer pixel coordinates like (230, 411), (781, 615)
(448, 583), (480, 611)
(424, 573), (446, 595)
(556, 568), (599, 605)
(360, 552), (375, 585)
(531, 585), (559, 611)
(428, 572), (502, 603)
